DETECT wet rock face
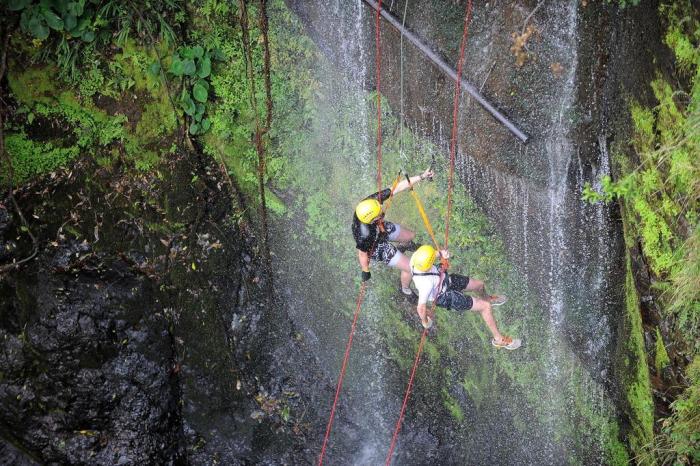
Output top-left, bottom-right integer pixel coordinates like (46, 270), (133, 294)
(0, 262), (182, 465)
(0, 204), (14, 262)
(0, 152), (341, 464)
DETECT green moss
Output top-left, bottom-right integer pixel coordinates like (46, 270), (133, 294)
(113, 39), (164, 93)
(7, 36), (185, 178)
(604, 421), (632, 466)
(135, 99), (178, 144)
(4, 133), (80, 185)
(7, 64), (59, 106)
(654, 327), (671, 373)
(442, 389), (464, 422)
(623, 255), (655, 459)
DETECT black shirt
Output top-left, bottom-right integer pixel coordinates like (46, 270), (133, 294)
(351, 188), (392, 252)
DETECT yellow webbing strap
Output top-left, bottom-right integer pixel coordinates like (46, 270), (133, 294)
(405, 174), (440, 252)
(381, 171), (403, 215)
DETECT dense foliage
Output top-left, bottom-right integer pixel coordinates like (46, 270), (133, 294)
(585, 1), (699, 463)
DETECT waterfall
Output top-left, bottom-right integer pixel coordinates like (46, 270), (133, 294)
(280, 0), (627, 462)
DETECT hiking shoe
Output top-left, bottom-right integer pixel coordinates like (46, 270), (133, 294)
(401, 289), (418, 305)
(491, 336), (521, 350)
(489, 295), (507, 306)
(396, 241), (418, 253)
(421, 316), (433, 329)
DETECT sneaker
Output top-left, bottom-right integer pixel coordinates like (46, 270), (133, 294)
(491, 336), (521, 350)
(399, 288), (418, 305)
(396, 241), (418, 253)
(421, 316), (433, 329)
(489, 295), (507, 306)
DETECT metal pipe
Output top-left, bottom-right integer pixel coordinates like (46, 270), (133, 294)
(362, 0), (530, 144)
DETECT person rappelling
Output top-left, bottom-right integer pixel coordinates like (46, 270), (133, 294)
(409, 245), (521, 350)
(352, 168), (434, 303)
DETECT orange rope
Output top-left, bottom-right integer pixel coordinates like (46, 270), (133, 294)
(385, 1), (473, 464)
(375, 0), (384, 199)
(385, 327), (428, 465)
(318, 282), (367, 465)
(444, 0), (473, 250)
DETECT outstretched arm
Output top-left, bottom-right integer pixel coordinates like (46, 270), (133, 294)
(392, 168), (434, 195)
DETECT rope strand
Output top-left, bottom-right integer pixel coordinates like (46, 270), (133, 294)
(384, 327), (428, 465)
(445, 0), (473, 250)
(375, 0), (383, 199)
(318, 282), (368, 465)
(385, 2), (473, 463)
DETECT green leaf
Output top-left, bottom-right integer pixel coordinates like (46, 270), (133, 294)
(192, 46), (204, 58)
(27, 112), (35, 124)
(8, 0), (31, 11)
(76, 15), (91, 32)
(20, 9), (31, 31)
(200, 119), (211, 133)
(181, 95), (196, 116)
(192, 81), (208, 103)
(194, 112), (203, 122)
(189, 123), (200, 135)
(197, 55), (211, 78)
(81, 29), (95, 42)
(148, 61), (161, 76)
(169, 59), (184, 76)
(182, 59), (196, 76)
(41, 7), (64, 30)
(63, 13), (77, 31)
(195, 103), (205, 115)
(67, 1), (84, 16)
(181, 47), (194, 59)
(54, 2), (69, 14)
(29, 17), (50, 40)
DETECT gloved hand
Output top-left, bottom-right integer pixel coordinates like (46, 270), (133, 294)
(361, 270), (371, 282)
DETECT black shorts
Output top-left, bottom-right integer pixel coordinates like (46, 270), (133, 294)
(369, 222), (399, 264)
(371, 241), (398, 264)
(435, 273), (472, 312)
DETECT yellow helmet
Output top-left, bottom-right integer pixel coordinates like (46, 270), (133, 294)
(410, 245), (437, 271)
(355, 199), (382, 224)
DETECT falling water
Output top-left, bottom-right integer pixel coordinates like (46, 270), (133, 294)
(280, 0), (627, 463)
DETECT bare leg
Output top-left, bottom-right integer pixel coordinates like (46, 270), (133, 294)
(392, 253), (412, 290)
(470, 297), (504, 342)
(465, 277), (488, 299)
(394, 226), (415, 243)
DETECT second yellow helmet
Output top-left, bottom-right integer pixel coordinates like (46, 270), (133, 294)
(355, 199), (382, 224)
(410, 245), (437, 271)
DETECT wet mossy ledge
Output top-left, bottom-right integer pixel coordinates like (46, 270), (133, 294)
(5, 41), (177, 185)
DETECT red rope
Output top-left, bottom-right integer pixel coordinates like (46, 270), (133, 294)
(385, 327), (429, 465)
(317, 173), (401, 464)
(375, 0), (383, 199)
(318, 282), (368, 465)
(445, 0), (473, 249)
(385, 2), (473, 463)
